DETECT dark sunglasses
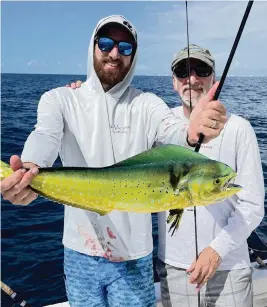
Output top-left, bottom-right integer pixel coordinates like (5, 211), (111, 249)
(96, 36), (134, 56)
(173, 61), (213, 78)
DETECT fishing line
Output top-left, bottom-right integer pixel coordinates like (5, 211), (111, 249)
(184, 2), (200, 306)
(185, 1), (192, 114)
(194, 0), (254, 153)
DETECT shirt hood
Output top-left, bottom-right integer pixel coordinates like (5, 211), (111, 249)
(86, 15), (138, 100)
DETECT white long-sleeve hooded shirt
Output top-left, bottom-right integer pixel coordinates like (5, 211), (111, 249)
(158, 106), (265, 270)
(21, 16), (188, 261)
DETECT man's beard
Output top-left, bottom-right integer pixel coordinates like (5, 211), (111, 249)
(181, 83), (212, 107)
(181, 85), (206, 108)
(94, 54), (131, 91)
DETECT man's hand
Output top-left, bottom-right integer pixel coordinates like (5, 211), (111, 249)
(66, 80), (83, 89)
(0, 155), (39, 205)
(188, 82), (227, 144)
(187, 246), (221, 292)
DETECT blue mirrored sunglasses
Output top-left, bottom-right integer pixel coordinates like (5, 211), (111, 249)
(96, 37), (134, 56)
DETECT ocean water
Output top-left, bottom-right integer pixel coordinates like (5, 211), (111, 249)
(1, 73), (267, 307)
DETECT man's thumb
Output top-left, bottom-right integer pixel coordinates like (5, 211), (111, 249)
(10, 155), (23, 172)
(198, 81), (220, 108)
(207, 81), (220, 101)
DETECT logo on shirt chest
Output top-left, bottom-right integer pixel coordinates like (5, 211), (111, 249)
(110, 124), (130, 134)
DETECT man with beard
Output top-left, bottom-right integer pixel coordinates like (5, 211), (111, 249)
(156, 44), (265, 307)
(0, 18), (227, 307)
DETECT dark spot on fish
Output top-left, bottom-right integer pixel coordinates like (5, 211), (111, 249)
(169, 166), (180, 191)
(183, 163), (191, 176)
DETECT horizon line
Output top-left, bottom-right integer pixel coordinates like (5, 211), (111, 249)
(1, 72), (266, 78)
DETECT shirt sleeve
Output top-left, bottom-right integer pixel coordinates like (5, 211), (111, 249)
(144, 94), (188, 147)
(209, 120), (265, 259)
(21, 90), (64, 167)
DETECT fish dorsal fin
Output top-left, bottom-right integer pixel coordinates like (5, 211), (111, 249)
(113, 144), (208, 168)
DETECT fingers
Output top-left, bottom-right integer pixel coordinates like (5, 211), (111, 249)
(16, 167), (39, 191)
(206, 81), (220, 101)
(196, 276), (208, 290)
(15, 189), (38, 205)
(4, 187), (38, 206)
(186, 261), (196, 274)
(188, 118), (225, 144)
(5, 187), (30, 204)
(10, 155), (23, 172)
(1, 167), (39, 205)
(76, 80), (82, 87)
(71, 82), (77, 89)
(3, 167), (38, 197)
(199, 117), (226, 130)
(197, 125), (224, 143)
(205, 100), (226, 115)
(198, 81), (220, 108)
(68, 80), (83, 89)
(196, 267), (216, 291)
(189, 267), (203, 284)
(0, 169), (26, 193)
(201, 109), (227, 122)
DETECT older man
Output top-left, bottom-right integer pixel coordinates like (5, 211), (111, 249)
(156, 44), (265, 307)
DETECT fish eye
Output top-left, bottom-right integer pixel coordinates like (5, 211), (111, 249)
(214, 179), (221, 185)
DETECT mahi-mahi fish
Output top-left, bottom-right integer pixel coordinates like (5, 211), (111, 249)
(0, 145), (241, 231)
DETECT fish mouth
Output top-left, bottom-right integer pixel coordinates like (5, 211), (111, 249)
(227, 183), (242, 189)
(220, 174), (242, 192)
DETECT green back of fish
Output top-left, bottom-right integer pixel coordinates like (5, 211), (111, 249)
(114, 144), (208, 168)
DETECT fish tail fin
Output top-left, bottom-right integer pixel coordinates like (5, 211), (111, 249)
(0, 160), (13, 180)
(167, 209), (184, 236)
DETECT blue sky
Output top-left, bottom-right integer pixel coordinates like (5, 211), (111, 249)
(1, 1), (267, 76)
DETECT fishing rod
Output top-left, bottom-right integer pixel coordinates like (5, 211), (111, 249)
(249, 249), (267, 267)
(1, 280), (30, 307)
(194, 0), (254, 153)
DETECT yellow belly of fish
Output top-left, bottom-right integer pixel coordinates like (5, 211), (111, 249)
(31, 171), (191, 214)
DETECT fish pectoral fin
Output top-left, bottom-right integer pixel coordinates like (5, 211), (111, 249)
(167, 209), (184, 236)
